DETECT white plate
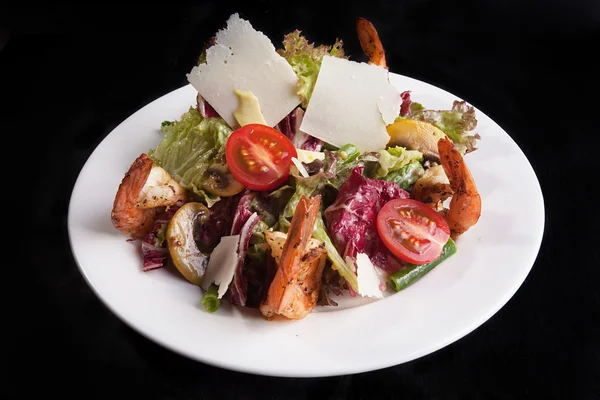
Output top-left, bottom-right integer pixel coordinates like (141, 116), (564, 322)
(68, 72), (545, 377)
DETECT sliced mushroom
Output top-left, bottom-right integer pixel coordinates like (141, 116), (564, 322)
(201, 163), (245, 197)
(386, 119), (448, 161)
(166, 202), (211, 285)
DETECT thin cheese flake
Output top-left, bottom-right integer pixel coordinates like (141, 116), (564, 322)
(356, 253), (384, 298)
(200, 235), (240, 298)
(187, 13), (300, 128)
(291, 157), (309, 177)
(299, 55), (401, 152)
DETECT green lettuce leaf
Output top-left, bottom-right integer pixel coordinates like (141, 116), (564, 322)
(246, 220), (270, 263)
(148, 106), (232, 207)
(411, 100), (480, 153)
(278, 176), (325, 233)
(375, 146), (423, 178)
(313, 214), (358, 292)
(278, 30), (346, 108)
(382, 159), (425, 190)
(153, 223), (168, 247)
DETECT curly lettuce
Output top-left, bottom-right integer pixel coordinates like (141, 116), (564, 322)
(277, 30), (346, 108)
(411, 100), (480, 153)
(148, 106), (232, 207)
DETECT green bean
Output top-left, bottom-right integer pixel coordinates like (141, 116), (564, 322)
(201, 284), (220, 313)
(388, 238), (457, 292)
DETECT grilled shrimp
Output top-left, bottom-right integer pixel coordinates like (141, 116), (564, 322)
(411, 164), (453, 213)
(356, 17), (387, 68)
(412, 139), (481, 238)
(111, 153), (187, 239)
(260, 195), (327, 320)
(437, 137), (481, 238)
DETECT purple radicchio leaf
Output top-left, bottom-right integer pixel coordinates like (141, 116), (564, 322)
(231, 190), (256, 235)
(300, 136), (324, 152)
(141, 200), (185, 271)
(228, 212), (263, 306)
(276, 107), (323, 151)
(196, 93), (221, 119)
(324, 166), (410, 274)
(194, 195), (237, 253)
(400, 90), (412, 116)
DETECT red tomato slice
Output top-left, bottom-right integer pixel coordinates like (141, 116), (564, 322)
(225, 124), (297, 192)
(376, 199), (450, 265)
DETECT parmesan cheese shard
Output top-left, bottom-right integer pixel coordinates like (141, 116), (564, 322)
(299, 55), (401, 152)
(291, 157), (309, 178)
(355, 253), (384, 298)
(186, 13), (301, 128)
(200, 235), (240, 299)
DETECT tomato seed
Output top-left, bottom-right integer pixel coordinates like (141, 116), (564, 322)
(389, 220), (401, 229)
(428, 220), (437, 234)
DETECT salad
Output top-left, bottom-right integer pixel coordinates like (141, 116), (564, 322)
(110, 14), (482, 320)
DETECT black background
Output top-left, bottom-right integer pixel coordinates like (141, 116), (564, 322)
(3, 1), (599, 398)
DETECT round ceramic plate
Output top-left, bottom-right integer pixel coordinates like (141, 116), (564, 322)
(67, 72), (545, 377)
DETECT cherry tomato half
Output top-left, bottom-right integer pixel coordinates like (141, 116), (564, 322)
(225, 124), (297, 191)
(376, 199), (450, 265)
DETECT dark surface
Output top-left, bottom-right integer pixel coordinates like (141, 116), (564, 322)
(3, 1), (599, 398)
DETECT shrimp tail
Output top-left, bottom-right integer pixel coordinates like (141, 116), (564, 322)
(438, 137), (481, 239)
(356, 17), (387, 69)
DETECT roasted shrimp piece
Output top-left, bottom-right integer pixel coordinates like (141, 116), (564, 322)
(260, 195), (327, 320)
(437, 137), (481, 238)
(356, 17), (387, 69)
(411, 164), (453, 212)
(111, 153), (187, 239)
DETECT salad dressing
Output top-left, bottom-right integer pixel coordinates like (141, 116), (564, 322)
(233, 89), (268, 127)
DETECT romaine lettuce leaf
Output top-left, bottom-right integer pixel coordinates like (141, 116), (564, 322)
(278, 30), (346, 108)
(376, 146), (423, 178)
(382, 159), (424, 190)
(313, 214), (359, 293)
(148, 106), (232, 207)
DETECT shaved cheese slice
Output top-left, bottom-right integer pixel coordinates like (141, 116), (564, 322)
(291, 157), (309, 178)
(299, 55), (401, 152)
(187, 13), (300, 128)
(295, 148), (325, 164)
(356, 253), (384, 298)
(200, 235), (240, 298)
